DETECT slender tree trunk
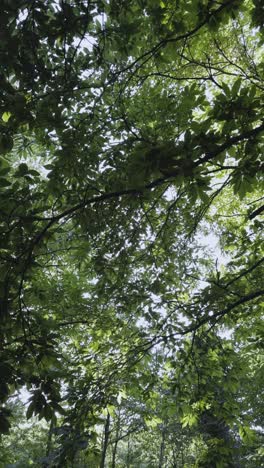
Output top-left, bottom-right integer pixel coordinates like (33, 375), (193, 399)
(42, 417), (55, 467)
(127, 434), (130, 468)
(158, 427), (166, 468)
(46, 418), (54, 457)
(172, 446), (178, 468)
(100, 411), (111, 468)
(111, 409), (121, 468)
(199, 411), (241, 467)
(181, 450), (184, 467)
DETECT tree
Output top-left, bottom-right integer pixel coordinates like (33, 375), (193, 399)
(0, 0), (263, 466)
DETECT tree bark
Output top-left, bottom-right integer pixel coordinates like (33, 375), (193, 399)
(158, 427), (166, 468)
(200, 411), (241, 467)
(100, 411), (111, 468)
(111, 409), (121, 468)
(41, 417), (55, 468)
(127, 434), (131, 468)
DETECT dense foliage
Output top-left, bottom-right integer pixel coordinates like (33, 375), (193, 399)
(0, 0), (263, 466)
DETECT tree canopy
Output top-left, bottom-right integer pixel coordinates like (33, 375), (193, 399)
(0, 0), (263, 466)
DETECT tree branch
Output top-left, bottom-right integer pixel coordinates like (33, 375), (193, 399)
(248, 204), (264, 220)
(195, 122), (264, 167)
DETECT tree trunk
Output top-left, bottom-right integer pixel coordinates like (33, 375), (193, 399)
(127, 434), (130, 468)
(199, 411), (241, 467)
(42, 417), (55, 467)
(158, 427), (166, 468)
(46, 418), (54, 457)
(172, 446), (178, 468)
(111, 409), (121, 468)
(100, 411), (111, 468)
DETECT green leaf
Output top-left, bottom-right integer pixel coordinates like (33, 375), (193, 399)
(221, 82), (231, 97)
(51, 402), (66, 415)
(0, 135), (13, 154)
(0, 177), (11, 187)
(181, 413), (198, 428)
(2, 112), (12, 123)
(238, 425), (256, 443)
(15, 163), (29, 176)
(0, 414), (11, 434)
(29, 169), (40, 177)
(26, 401), (35, 419)
(232, 78), (242, 97)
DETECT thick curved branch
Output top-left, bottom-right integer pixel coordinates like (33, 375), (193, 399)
(150, 289), (264, 347)
(194, 122), (264, 167)
(248, 204), (264, 220)
(226, 257), (264, 287)
(184, 289), (264, 335)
